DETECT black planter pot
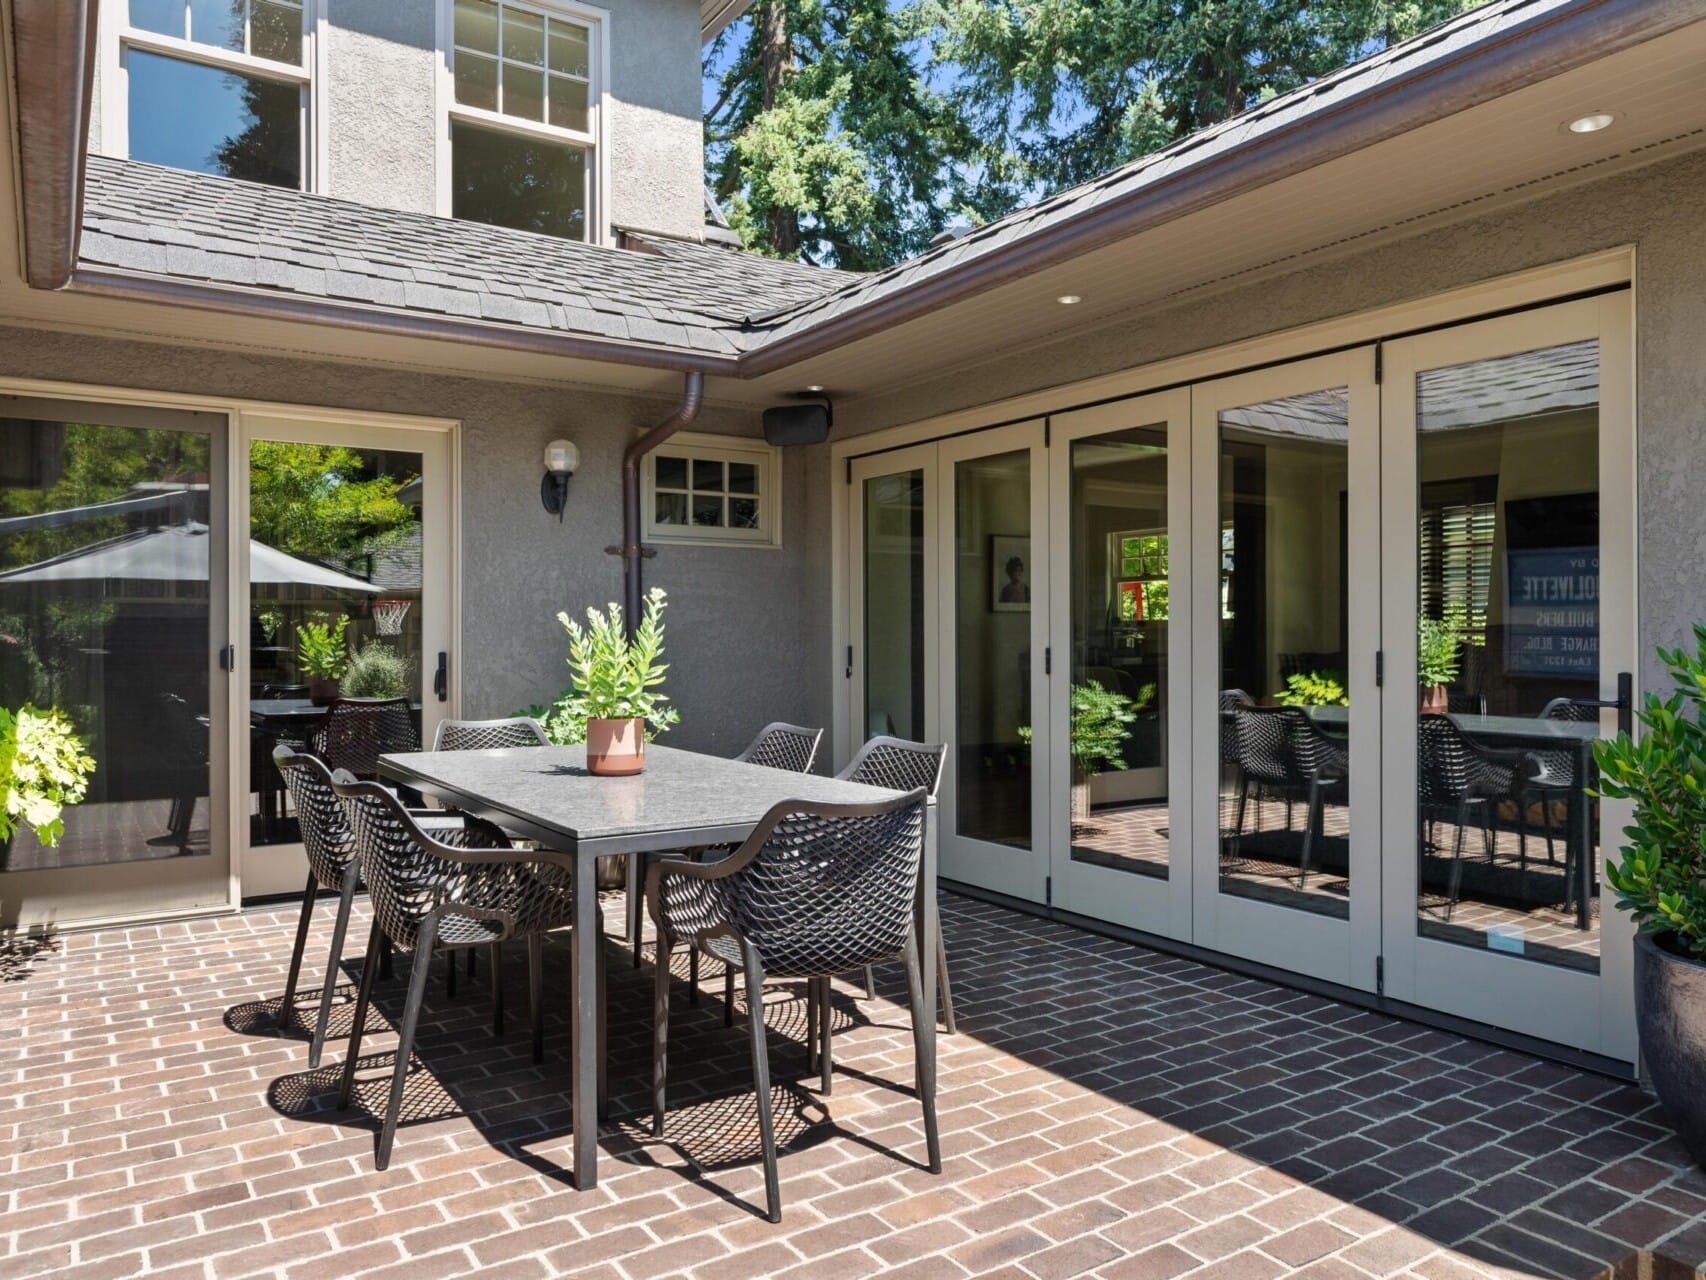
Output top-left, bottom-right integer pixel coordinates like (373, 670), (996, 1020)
(1635, 930), (1706, 1168)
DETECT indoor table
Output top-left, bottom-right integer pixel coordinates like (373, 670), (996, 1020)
(378, 742), (937, 1192)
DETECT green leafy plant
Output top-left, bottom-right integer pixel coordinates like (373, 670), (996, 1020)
(1276, 671), (1349, 708)
(296, 617), (350, 680)
(0, 705), (95, 847)
(1417, 607), (1465, 688)
(538, 589), (681, 745)
(1596, 628), (1706, 957)
(1017, 679), (1153, 775)
(340, 641), (409, 699)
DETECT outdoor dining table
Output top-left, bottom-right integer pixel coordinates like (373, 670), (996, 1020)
(377, 742), (938, 1192)
(1304, 706), (1602, 928)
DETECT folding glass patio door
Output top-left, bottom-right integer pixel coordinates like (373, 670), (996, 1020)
(238, 413), (455, 898)
(0, 394), (233, 929)
(1377, 295), (1636, 1062)
(1188, 350), (1384, 989)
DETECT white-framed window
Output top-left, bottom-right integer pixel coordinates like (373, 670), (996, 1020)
(438, 0), (609, 244)
(643, 434), (781, 547)
(101, 0), (318, 192)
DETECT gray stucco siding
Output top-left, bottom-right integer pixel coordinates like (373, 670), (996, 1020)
(833, 146), (1706, 707)
(0, 330), (829, 758)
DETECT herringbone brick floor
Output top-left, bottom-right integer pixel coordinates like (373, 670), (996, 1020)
(3, 892), (1705, 1279)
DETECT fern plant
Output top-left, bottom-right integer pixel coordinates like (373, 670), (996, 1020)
(1596, 627), (1706, 956)
(1017, 679), (1153, 775)
(540, 588), (681, 744)
(0, 705), (95, 848)
(1417, 607), (1465, 688)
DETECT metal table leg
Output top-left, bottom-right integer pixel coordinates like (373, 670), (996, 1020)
(913, 800), (940, 1173)
(572, 848), (600, 1189)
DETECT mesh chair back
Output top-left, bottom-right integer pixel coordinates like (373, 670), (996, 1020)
(274, 746), (356, 889)
(1534, 697), (1595, 785)
(433, 716), (549, 751)
(333, 778), (558, 949)
(1417, 714), (1529, 807)
(1287, 713), (1349, 786)
(838, 736), (945, 796)
(737, 722), (823, 774)
(309, 697), (419, 779)
(1234, 707), (1310, 790)
(1219, 689), (1254, 765)
(720, 792), (927, 978)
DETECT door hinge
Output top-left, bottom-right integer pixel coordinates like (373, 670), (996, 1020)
(1044, 418), (1051, 447)
(1376, 955), (1385, 996)
(1045, 875), (1053, 905)
(218, 643), (235, 672)
(845, 645), (854, 679)
(845, 457), (852, 485)
(1374, 344), (1384, 385)
(1374, 649), (1385, 687)
(1044, 646), (1052, 676)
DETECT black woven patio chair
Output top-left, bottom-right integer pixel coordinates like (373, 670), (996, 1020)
(1526, 697), (1597, 868)
(626, 721), (824, 979)
(1417, 715), (1538, 919)
(1231, 706), (1311, 854)
(272, 746), (512, 1068)
(835, 737), (953, 1031)
(1283, 711), (1350, 888)
(431, 716), (550, 751)
(309, 697), (420, 779)
(331, 776), (595, 1171)
(646, 789), (939, 1222)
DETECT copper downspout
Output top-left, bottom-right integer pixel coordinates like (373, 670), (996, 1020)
(610, 371), (704, 636)
(12, 0), (99, 290)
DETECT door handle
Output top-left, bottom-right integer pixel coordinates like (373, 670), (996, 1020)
(434, 652), (449, 702)
(1565, 671), (1632, 737)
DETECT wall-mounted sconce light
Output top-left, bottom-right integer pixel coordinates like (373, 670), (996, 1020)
(541, 438), (579, 520)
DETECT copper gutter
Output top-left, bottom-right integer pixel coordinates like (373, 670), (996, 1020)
(12, 0), (98, 290)
(609, 371), (704, 636)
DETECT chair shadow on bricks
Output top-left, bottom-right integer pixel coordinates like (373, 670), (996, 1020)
(263, 921), (928, 1213)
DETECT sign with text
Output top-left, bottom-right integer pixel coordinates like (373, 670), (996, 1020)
(1505, 547), (1599, 678)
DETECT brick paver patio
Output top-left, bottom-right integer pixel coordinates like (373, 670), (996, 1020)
(4, 892), (1705, 1279)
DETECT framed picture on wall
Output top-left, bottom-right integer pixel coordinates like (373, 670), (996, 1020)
(991, 534), (1031, 611)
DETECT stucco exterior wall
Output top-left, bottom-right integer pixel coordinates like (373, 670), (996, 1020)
(91, 0), (708, 240)
(0, 331), (830, 757)
(836, 146), (1706, 698)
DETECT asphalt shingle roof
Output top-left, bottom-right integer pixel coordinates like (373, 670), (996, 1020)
(74, 0), (1578, 366)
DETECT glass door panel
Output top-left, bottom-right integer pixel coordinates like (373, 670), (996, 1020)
(1048, 391), (1193, 935)
(1192, 352), (1381, 988)
(1380, 295), (1636, 1061)
(937, 421), (1049, 902)
(239, 414), (454, 899)
(0, 395), (231, 928)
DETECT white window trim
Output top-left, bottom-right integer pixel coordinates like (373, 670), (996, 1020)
(643, 432), (781, 548)
(433, 0), (612, 246)
(99, 0), (327, 193)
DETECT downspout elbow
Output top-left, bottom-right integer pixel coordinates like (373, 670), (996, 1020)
(616, 371), (706, 634)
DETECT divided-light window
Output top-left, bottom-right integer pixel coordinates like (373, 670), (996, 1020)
(449, 0), (600, 242)
(116, 0), (310, 190)
(644, 439), (779, 547)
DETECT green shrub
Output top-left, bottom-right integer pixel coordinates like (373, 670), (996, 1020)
(340, 641), (409, 699)
(1417, 607), (1465, 688)
(296, 617), (349, 680)
(1017, 679), (1154, 775)
(1596, 627), (1706, 956)
(1276, 671), (1349, 708)
(0, 705), (95, 847)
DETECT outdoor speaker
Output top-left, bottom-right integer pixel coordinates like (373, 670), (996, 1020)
(762, 401), (832, 446)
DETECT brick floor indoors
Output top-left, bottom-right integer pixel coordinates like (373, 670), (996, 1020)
(4, 891), (1705, 1280)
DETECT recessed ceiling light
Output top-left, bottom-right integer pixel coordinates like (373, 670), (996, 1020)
(1566, 112), (1616, 134)
(1057, 294), (1083, 305)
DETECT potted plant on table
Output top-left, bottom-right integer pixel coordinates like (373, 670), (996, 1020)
(1595, 627), (1706, 1168)
(0, 705), (95, 868)
(1417, 609), (1463, 713)
(297, 617), (350, 705)
(548, 588), (680, 776)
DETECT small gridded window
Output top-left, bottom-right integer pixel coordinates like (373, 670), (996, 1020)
(130, 0), (305, 65)
(454, 0), (592, 132)
(653, 450), (765, 534)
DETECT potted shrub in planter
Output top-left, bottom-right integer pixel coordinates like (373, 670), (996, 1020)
(1417, 611), (1464, 714)
(0, 704), (96, 869)
(297, 617), (350, 705)
(1018, 680), (1148, 832)
(547, 588), (680, 776)
(1595, 626), (1706, 1168)
(340, 640), (409, 700)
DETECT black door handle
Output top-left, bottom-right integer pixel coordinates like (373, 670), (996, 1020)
(1566, 671), (1632, 737)
(434, 652), (449, 702)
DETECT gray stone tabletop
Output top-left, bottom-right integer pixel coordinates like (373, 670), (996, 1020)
(379, 743), (914, 854)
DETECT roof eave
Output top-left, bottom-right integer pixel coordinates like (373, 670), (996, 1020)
(11, 0), (98, 291)
(701, 0), (751, 44)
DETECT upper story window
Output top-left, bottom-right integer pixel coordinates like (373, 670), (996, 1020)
(105, 0), (314, 190)
(643, 435), (780, 547)
(444, 0), (605, 243)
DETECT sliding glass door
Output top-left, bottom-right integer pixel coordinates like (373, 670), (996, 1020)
(1190, 350), (1383, 989)
(0, 396), (232, 928)
(1046, 391), (1192, 934)
(1379, 296), (1636, 1061)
